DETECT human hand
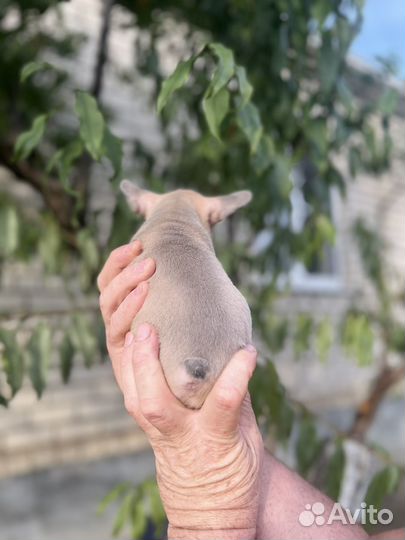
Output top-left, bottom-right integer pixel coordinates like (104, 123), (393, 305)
(97, 241), (156, 390)
(121, 324), (263, 540)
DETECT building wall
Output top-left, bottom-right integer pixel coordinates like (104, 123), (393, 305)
(276, 117), (404, 408)
(0, 0), (404, 477)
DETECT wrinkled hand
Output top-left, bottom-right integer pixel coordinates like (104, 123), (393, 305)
(97, 241), (156, 390)
(98, 244), (263, 540)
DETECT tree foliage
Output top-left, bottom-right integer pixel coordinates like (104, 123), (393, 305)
(0, 0), (403, 537)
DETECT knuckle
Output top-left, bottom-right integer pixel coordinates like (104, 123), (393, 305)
(124, 395), (138, 416)
(111, 245), (125, 261)
(215, 385), (242, 411)
(99, 293), (106, 313)
(107, 315), (121, 344)
(96, 274), (104, 292)
(139, 397), (165, 424)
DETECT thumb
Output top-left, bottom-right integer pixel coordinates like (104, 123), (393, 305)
(201, 344), (257, 435)
(131, 323), (186, 434)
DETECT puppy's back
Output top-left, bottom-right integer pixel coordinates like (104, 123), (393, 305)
(132, 223), (252, 409)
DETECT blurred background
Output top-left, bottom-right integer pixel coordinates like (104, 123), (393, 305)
(0, 0), (404, 539)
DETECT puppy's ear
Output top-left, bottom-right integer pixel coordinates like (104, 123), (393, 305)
(120, 180), (162, 218)
(207, 190), (252, 225)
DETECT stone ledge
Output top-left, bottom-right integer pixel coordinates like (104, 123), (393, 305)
(0, 427), (149, 479)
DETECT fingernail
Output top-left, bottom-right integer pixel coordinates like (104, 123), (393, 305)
(244, 343), (256, 353)
(136, 323), (151, 341)
(124, 332), (134, 347)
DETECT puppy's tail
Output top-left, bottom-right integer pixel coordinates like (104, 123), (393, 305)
(184, 357), (210, 380)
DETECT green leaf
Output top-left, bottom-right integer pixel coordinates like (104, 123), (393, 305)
(341, 313), (374, 366)
(237, 102), (263, 153)
(14, 114), (47, 161)
(270, 157), (293, 199)
(325, 441), (346, 500)
(0, 393), (8, 408)
(98, 483), (131, 515)
(365, 466), (401, 511)
(306, 120), (328, 155)
(146, 481), (166, 531)
(353, 219), (385, 291)
(107, 197), (138, 251)
(131, 499), (148, 540)
(349, 146), (362, 177)
(0, 203), (19, 258)
(20, 61), (52, 83)
(202, 87), (230, 141)
(0, 328), (24, 397)
(388, 324), (405, 354)
(377, 89), (399, 116)
(68, 314), (98, 368)
(327, 165), (346, 195)
(112, 492), (133, 537)
(264, 314), (289, 353)
(77, 229), (100, 290)
(312, 0), (331, 25)
(38, 215), (62, 274)
(251, 359), (294, 441)
(319, 34), (340, 93)
(207, 43), (235, 97)
(47, 139), (83, 195)
(316, 215), (336, 244)
(27, 323), (52, 398)
(103, 126), (123, 181)
(251, 135), (274, 175)
(278, 399), (295, 442)
(157, 57), (195, 114)
(75, 91), (105, 160)
(337, 80), (354, 112)
(296, 416), (323, 477)
(235, 65), (253, 106)
(315, 318), (333, 363)
(60, 333), (75, 384)
(293, 314), (313, 359)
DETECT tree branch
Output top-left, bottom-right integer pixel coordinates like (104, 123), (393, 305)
(70, 0), (115, 221)
(349, 364), (405, 441)
(91, 0), (115, 99)
(0, 143), (78, 247)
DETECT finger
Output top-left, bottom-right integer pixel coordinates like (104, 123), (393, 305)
(120, 332), (152, 433)
(201, 345), (257, 435)
(132, 323), (186, 434)
(108, 281), (149, 348)
(97, 241), (142, 292)
(99, 257), (155, 324)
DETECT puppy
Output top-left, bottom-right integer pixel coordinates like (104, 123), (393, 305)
(121, 180), (252, 409)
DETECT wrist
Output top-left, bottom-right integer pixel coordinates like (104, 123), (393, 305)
(163, 499), (259, 530)
(167, 507), (257, 540)
(156, 441), (261, 532)
(168, 525), (256, 540)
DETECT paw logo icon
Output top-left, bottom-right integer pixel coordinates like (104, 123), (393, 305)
(298, 502), (326, 527)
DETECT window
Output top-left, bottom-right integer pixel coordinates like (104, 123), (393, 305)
(289, 160), (343, 293)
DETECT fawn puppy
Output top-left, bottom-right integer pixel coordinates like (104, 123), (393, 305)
(121, 180), (252, 409)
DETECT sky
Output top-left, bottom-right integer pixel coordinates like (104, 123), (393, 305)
(350, 0), (405, 78)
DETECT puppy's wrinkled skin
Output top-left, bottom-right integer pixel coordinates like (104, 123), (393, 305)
(120, 181), (252, 409)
